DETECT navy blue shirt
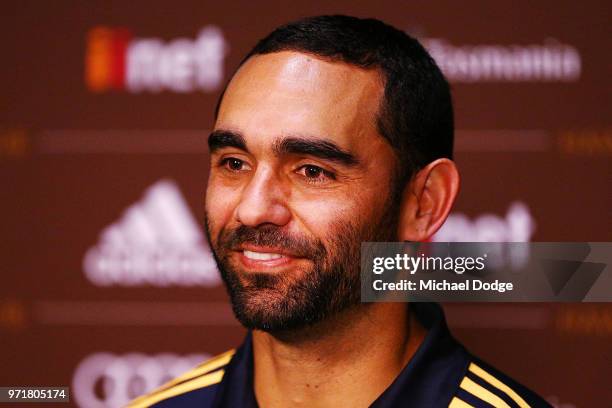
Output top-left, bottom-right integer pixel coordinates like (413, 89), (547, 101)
(128, 304), (551, 407)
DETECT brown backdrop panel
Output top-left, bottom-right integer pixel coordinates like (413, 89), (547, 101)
(1, 1), (610, 407)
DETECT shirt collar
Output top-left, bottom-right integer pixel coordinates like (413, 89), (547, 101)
(370, 303), (468, 407)
(213, 303), (468, 408)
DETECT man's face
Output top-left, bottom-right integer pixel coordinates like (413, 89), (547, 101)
(205, 51), (399, 332)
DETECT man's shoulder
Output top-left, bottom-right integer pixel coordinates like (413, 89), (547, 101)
(408, 303), (551, 407)
(126, 349), (236, 408)
(449, 354), (552, 408)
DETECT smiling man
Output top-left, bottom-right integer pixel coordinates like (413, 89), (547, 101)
(128, 15), (550, 408)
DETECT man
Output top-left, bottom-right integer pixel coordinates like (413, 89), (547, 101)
(129, 15), (550, 408)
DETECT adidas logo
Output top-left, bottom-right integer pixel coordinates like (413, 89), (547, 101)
(83, 179), (220, 287)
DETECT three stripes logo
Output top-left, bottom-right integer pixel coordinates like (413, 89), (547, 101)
(85, 26), (228, 93)
(83, 179), (220, 287)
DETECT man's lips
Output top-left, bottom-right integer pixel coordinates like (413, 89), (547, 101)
(236, 244), (304, 257)
(233, 245), (305, 270)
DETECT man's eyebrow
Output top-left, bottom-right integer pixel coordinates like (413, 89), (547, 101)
(208, 130), (248, 153)
(273, 137), (360, 166)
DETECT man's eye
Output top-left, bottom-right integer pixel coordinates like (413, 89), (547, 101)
(296, 165), (336, 183)
(221, 157), (250, 172)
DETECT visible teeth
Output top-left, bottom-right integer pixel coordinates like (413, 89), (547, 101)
(244, 250), (283, 261)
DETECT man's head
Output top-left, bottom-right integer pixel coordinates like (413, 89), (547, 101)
(204, 15), (459, 333)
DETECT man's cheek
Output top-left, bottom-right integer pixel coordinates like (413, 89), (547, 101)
(206, 189), (237, 229)
(204, 210), (226, 249)
(293, 198), (360, 234)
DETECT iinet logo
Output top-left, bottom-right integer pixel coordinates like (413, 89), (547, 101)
(433, 201), (536, 242)
(433, 202), (536, 270)
(85, 26), (228, 93)
(83, 180), (220, 287)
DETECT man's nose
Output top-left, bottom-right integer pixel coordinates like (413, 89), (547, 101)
(236, 167), (291, 227)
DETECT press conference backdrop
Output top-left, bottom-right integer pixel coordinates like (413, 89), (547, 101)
(1, 1), (610, 407)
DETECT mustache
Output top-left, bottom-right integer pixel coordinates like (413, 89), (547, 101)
(218, 224), (326, 259)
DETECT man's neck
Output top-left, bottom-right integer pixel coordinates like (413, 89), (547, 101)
(252, 303), (426, 408)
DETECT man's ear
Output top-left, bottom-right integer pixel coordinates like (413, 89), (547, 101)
(397, 158), (460, 241)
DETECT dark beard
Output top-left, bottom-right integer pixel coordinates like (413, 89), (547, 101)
(205, 198), (399, 333)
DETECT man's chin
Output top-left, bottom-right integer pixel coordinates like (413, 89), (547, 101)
(217, 265), (304, 331)
(229, 294), (314, 332)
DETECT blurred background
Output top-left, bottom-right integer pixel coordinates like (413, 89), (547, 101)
(1, 1), (610, 407)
